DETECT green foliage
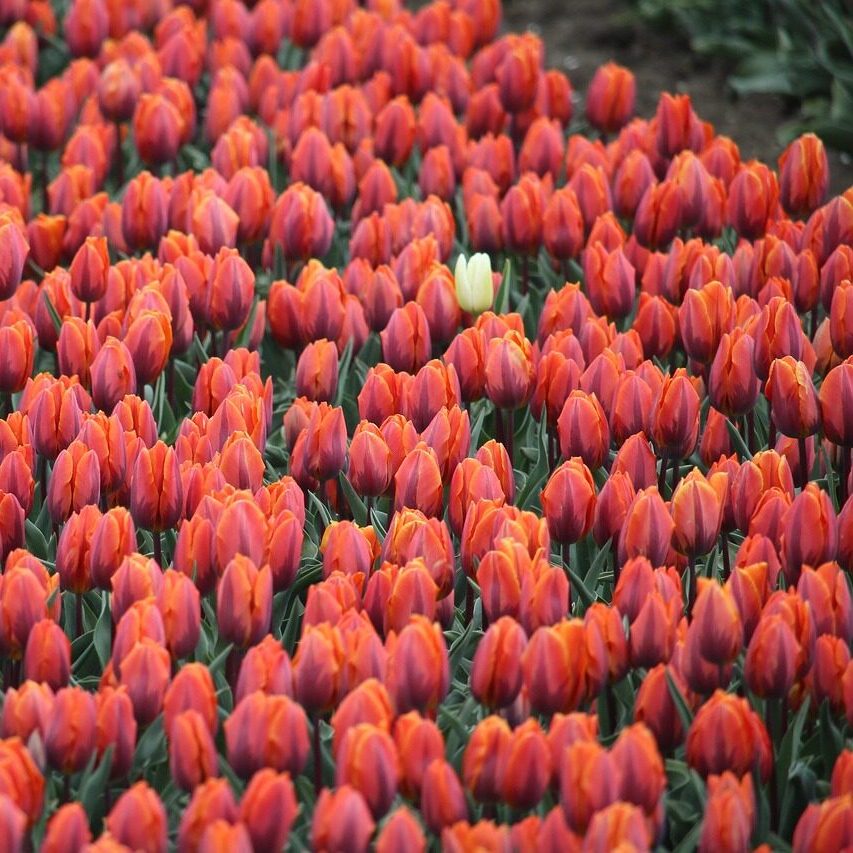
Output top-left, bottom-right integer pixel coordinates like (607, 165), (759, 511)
(631, 0), (853, 151)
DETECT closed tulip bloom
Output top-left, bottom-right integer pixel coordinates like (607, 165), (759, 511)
(96, 687), (137, 779)
(820, 360), (853, 447)
(634, 664), (689, 753)
(618, 487), (676, 567)
(23, 620), (70, 690)
(582, 242), (635, 319)
(421, 759), (468, 834)
(541, 458), (597, 545)
(0, 321), (34, 395)
(462, 716), (511, 803)
(557, 389), (610, 470)
(779, 133), (828, 216)
(90, 337), (137, 413)
(68, 235), (109, 305)
(470, 617), (527, 709)
(727, 160), (779, 240)
(519, 118), (565, 178)
(559, 739), (622, 833)
(386, 616), (449, 713)
(781, 486), (838, 585)
(542, 186), (584, 260)
(810, 635), (851, 711)
(0, 795), (25, 852)
(698, 772), (756, 853)
(41, 803), (91, 853)
(1, 680), (54, 741)
(380, 302), (432, 374)
(0, 219), (28, 301)
(177, 779), (239, 853)
(225, 691), (309, 780)
(311, 786), (375, 853)
(830, 280), (853, 359)
(206, 248), (255, 333)
(797, 562), (852, 638)
(671, 469), (727, 558)
(133, 93), (183, 166)
(295, 339), (338, 402)
(708, 329), (760, 418)
(484, 330), (535, 411)
(216, 555), (272, 649)
(292, 621), (346, 714)
(792, 794), (853, 853)
(56, 317), (99, 390)
(454, 252), (493, 316)
(376, 808), (426, 853)
(585, 61), (635, 132)
(170, 709), (218, 792)
(119, 639), (171, 726)
(744, 612), (801, 699)
(633, 180), (683, 250)
(44, 686), (96, 774)
(89, 508), (136, 590)
(236, 769), (297, 853)
(391, 711), (445, 800)
(130, 441), (183, 533)
(47, 439), (100, 524)
(124, 309), (173, 388)
(765, 357), (820, 438)
(335, 723), (400, 818)
(685, 691), (772, 780)
(347, 422), (393, 498)
(106, 782), (168, 853)
(498, 719), (550, 810)
(393, 442), (443, 517)
(651, 371), (700, 460)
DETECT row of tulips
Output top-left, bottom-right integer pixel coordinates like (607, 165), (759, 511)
(0, 0), (850, 850)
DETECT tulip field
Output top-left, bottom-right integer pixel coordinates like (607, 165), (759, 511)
(0, 0), (852, 849)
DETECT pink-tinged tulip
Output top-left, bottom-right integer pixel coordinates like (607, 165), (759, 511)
(765, 357), (820, 439)
(779, 133), (828, 216)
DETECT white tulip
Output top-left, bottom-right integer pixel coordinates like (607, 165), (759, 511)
(454, 252), (494, 316)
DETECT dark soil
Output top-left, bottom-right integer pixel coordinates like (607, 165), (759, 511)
(504, 0), (853, 196)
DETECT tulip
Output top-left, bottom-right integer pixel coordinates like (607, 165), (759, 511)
(216, 555), (272, 649)
(234, 769), (297, 852)
(380, 302), (432, 373)
(105, 782), (168, 853)
(23, 620), (70, 690)
(685, 691), (772, 780)
(618, 486), (676, 567)
(0, 681), (53, 742)
(130, 441), (183, 563)
(462, 716), (511, 803)
(169, 710), (218, 792)
(177, 779), (239, 853)
(225, 692), (309, 780)
(727, 161), (779, 240)
(498, 719), (551, 810)
(540, 458), (596, 545)
(376, 808), (426, 853)
(386, 616), (449, 714)
(295, 339), (339, 403)
(651, 371), (701, 464)
(394, 444), (443, 517)
(68, 235), (109, 308)
(335, 723), (399, 818)
(420, 759), (468, 834)
(310, 786), (375, 853)
(454, 253), (494, 316)
(0, 321), (34, 396)
(95, 687), (137, 780)
(44, 687), (96, 774)
(41, 803), (91, 853)
(779, 133), (828, 216)
(765, 357), (820, 442)
(0, 220), (28, 301)
(292, 622), (346, 714)
(90, 337), (137, 414)
(470, 616), (527, 709)
(559, 739), (622, 833)
(557, 389), (610, 471)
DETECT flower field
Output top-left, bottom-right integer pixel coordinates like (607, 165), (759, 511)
(0, 0), (850, 849)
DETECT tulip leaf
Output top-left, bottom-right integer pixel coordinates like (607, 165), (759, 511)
(334, 340), (354, 409)
(78, 745), (113, 824)
(584, 537), (612, 594)
(672, 820), (703, 853)
(665, 670), (695, 730)
(42, 292), (63, 336)
(192, 333), (210, 364)
(818, 698), (844, 776)
(338, 472), (368, 527)
(235, 297), (259, 350)
(468, 400), (487, 454)
(495, 258), (512, 315)
(208, 642), (234, 676)
(775, 696), (810, 804)
(515, 413), (549, 510)
(93, 592), (112, 669)
(133, 715), (165, 769)
(566, 565), (596, 610)
(725, 416), (754, 460)
(24, 519), (50, 560)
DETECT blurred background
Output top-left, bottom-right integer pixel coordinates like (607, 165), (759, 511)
(504, 0), (853, 193)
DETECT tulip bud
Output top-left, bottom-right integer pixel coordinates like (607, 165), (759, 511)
(470, 616), (527, 709)
(454, 253), (493, 316)
(23, 620), (70, 690)
(106, 782), (168, 853)
(239, 769), (298, 853)
(68, 235), (109, 305)
(44, 686), (96, 774)
(541, 458), (596, 545)
(376, 807), (426, 853)
(90, 337), (137, 413)
(420, 759), (468, 834)
(557, 389), (610, 471)
(386, 616), (449, 713)
(779, 133), (828, 216)
(765, 357), (820, 439)
(41, 803), (91, 853)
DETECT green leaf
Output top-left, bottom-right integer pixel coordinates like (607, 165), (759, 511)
(25, 519), (50, 560)
(515, 413), (549, 510)
(42, 292), (63, 336)
(566, 565), (596, 610)
(93, 592), (112, 670)
(133, 716), (165, 770)
(208, 642), (234, 676)
(725, 416), (753, 460)
(235, 296), (259, 350)
(334, 340), (354, 408)
(78, 745), (113, 822)
(495, 258), (512, 315)
(338, 473), (368, 527)
(665, 670), (695, 730)
(776, 696), (810, 797)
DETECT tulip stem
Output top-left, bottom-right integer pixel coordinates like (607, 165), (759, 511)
(720, 532), (731, 581)
(313, 716), (323, 795)
(686, 556), (696, 617)
(76, 592), (84, 639)
(152, 531), (163, 567)
(797, 436), (808, 489)
(746, 411), (756, 455)
(841, 447), (850, 506)
(505, 409), (515, 470)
